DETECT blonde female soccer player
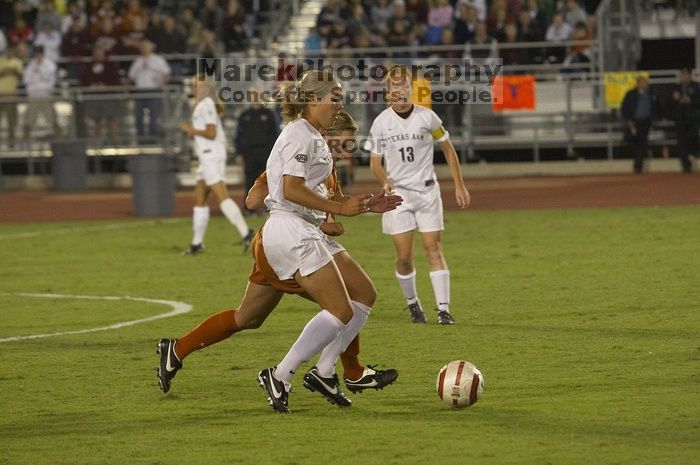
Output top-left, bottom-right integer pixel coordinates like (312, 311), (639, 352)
(157, 109), (401, 410)
(366, 65), (471, 325)
(180, 76), (253, 255)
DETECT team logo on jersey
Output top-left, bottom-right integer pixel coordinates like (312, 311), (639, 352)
(295, 154), (308, 163)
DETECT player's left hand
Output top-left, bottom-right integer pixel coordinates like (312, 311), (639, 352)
(366, 191), (403, 213)
(320, 221), (345, 236)
(455, 185), (471, 209)
(180, 121), (194, 136)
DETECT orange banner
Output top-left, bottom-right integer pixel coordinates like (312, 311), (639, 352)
(491, 75), (536, 111)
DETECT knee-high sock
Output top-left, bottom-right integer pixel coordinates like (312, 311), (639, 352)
(339, 335), (363, 381)
(315, 300), (371, 378)
(429, 269), (450, 312)
(219, 198), (249, 237)
(174, 310), (239, 361)
(191, 206), (210, 246)
(396, 270), (419, 304)
(274, 310), (345, 385)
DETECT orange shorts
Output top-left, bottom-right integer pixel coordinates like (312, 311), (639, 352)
(248, 225), (305, 295)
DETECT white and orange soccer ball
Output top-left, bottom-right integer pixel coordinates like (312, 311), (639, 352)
(436, 361), (484, 408)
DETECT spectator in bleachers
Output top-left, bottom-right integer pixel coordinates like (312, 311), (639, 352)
(562, 21), (590, 73)
(178, 6), (203, 53)
(390, 0), (419, 37)
(370, 0), (394, 37)
(561, 0), (587, 27)
(10, 1), (38, 32)
(406, 0), (429, 24)
(304, 26), (324, 54)
(154, 15), (185, 75)
(81, 46), (121, 141)
(222, 0), (248, 53)
(436, 28), (461, 59)
(517, 10), (544, 63)
(385, 16), (413, 58)
(0, 26), (7, 55)
(36, 0), (62, 33)
(90, 0), (118, 37)
(347, 2), (372, 37)
(9, 18), (34, 45)
(327, 19), (352, 50)
(458, 0), (487, 22)
(0, 43), (23, 148)
(120, 0), (148, 34)
(22, 45), (59, 141)
(453, 2), (477, 44)
(425, 0), (453, 45)
(317, 0), (343, 38)
(669, 68), (700, 173)
(199, 0), (224, 39)
(464, 21), (498, 65)
(61, 1), (87, 34)
(149, 9), (163, 37)
(544, 12), (571, 63)
(33, 21), (62, 63)
(93, 16), (119, 55)
(525, 0), (549, 37)
(621, 76), (660, 174)
(127, 40), (170, 141)
(118, 14), (149, 55)
(500, 22), (528, 68)
(487, 6), (509, 42)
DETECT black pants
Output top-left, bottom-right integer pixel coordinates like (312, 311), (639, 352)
(632, 119), (651, 173)
(242, 154), (268, 208)
(675, 119), (697, 172)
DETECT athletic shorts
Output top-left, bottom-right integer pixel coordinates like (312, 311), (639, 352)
(195, 156), (226, 186)
(261, 213), (334, 280)
(382, 183), (444, 235)
(248, 224), (346, 294)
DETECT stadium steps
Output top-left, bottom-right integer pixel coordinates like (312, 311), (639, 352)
(277, 0), (325, 55)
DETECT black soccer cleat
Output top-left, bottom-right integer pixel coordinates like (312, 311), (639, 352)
(182, 243), (204, 256)
(344, 365), (399, 393)
(405, 301), (427, 323)
(258, 367), (290, 413)
(437, 309), (455, 325)
(303, 367), (352, 407)
(156, 339), (182, 393)
(242, 229), (254, 253)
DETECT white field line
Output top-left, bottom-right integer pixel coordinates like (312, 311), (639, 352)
(0, 218), (187, 240)
(0, 293), (192, 343)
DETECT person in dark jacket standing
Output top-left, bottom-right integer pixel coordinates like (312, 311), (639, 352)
(621, 76), (660, 174)
(668, 68), (700, 173)
(234, 86), (280, 214)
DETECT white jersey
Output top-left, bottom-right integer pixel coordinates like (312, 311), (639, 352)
(364, 105), (449, 191)
(264, 118), (333, 225)
(192, 97), (226, 160)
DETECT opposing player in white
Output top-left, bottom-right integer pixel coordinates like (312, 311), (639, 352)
(366, 65), (471, 324)
(180, 76), (253, 255)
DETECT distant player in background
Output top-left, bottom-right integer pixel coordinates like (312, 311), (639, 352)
(180, 76), (254, 255)
(367, 65), (471, 325)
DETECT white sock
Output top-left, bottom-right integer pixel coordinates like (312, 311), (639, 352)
(219, 198), (249, 238)
(191, 206), (210, 245)
(275, 309), (345, 385)
(430, 269), (450, 312)
(315, 300), (371, 378)
(396, 270), (418, 304)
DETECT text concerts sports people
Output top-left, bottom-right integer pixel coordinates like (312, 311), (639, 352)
(156, 111), (402, 408)
(366, 65), (471, 325)
(180, 76), (253, 255)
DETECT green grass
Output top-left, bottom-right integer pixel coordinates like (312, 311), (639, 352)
(1, 206), (699, 465)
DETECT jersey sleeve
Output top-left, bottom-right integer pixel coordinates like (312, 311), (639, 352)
(280, 127), (312, 179)
(428, 110), (449, 142)
(200, 99), (218, 127)
(363, 118), (384, 156)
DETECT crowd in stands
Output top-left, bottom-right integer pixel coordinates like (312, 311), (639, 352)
(306, 0), (601, 69)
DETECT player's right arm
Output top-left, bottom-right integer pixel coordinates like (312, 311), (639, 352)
(245, 172), (269, 210)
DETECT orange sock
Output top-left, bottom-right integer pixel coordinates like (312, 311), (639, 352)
(174, 310), (239, 361)
(339, 335), (364, 381)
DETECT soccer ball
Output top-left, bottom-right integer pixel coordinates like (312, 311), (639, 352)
(436, 361), (484, 408)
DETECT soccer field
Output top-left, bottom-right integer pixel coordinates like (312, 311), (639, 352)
(1, 206), (699, 465)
